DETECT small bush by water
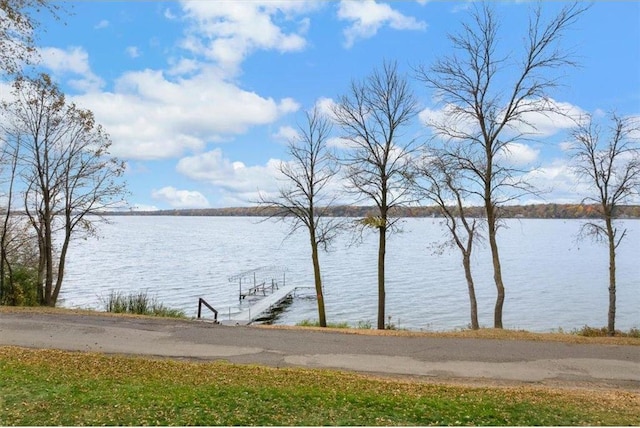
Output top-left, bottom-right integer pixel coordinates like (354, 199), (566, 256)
(102, 291), (185, 318)
(571, 325), (640, 338)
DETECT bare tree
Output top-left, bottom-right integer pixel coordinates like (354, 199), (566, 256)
(0, 0), (61, 76)
(333, 61), (418, 330)
(413, 150), (482, 329)
(0, 130), (22, 302)
(416, 2), (588, 328)
(571, 113), (640, 336)
(260, 107), (340, 327)
(2, 74), (127, 306)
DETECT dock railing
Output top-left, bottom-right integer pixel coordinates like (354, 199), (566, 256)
(228, 265), (288, 301)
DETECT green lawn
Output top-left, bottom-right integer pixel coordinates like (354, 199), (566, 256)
(1, 346), (638, 426)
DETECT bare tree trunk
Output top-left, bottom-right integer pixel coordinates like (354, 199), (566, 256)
(44, 217), (54, 306)
(377, 225), (386, 330)
(36, 236), (45, 304)
(51, 227), (71, 306)
(462, 253), (479, 330)
(486, 203), (505, 329)
(310, 229), (327, 327)
(605, 216), (616, 336)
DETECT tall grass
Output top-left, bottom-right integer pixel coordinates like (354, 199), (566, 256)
(102, 290), (185, 318)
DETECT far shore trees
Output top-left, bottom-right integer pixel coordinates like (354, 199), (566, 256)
(1, 74), (127, 306)
(416, 2), (588, 328)
(333, 61), (418, 330)
(571, 113), (640, 336)
(259, 107), (340, 327)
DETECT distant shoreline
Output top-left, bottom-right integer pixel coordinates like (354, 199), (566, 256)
(94, 203), (640, 219)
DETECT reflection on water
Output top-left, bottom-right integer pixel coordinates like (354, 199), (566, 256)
(61, 216), (640, 332)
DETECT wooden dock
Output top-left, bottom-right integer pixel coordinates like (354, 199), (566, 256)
(219, 284), (300, 325)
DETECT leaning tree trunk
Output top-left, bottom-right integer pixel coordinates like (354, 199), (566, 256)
(462, 253), (479, 330)
(605, 216), (617, 337)
(310, 231), (327, 327)
(377, 225), (387, 330)
(51, 227), (72, 307)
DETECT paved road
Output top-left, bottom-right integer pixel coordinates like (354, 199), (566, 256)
(1, 311), (639, 390)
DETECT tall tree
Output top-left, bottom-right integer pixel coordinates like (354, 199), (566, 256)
(333, 61), (418, 330)
(0, 0), (61, 76)
(1, 74), (127, 306)
(571, 113), (640, 336)
(0, 130), (22, 303)
(416, 2), (587, 328)
(413, 150), (481, 330)
(260, 107), (340, 327)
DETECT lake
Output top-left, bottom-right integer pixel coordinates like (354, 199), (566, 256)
(60, 216), (639, 332)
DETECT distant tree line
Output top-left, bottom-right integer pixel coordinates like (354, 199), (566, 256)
(102, 203), (640, 220)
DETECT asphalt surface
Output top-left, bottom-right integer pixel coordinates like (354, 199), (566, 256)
(1, 311), (639, 390)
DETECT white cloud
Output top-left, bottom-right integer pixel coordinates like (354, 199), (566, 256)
(420, 99), (585, 140)
(151, 186), (210, 209)
(419, 103), (477, 136)
(497, 142), (540, 166)
(559, 141), (575, 152)
(273, 125), (299, 144)
(94, 19), (110, 30)
(175, 148), (352, 206)
(39, 46), (105, 92)
(167, 58), (200, 76)
(327, 136), (357, 150)
(520, 160), (587, 203)
(176, 149), (282, 195)
(164, 8), (177, 20)
(509, 99), (585, 138)
(315, 97), (341, 122)
(125, 46), (141, 59)
(178, 1), (319, 74)
(40, 46), (91, 75)
(337, 0), (426, 48)
(71, 67), (300, 160)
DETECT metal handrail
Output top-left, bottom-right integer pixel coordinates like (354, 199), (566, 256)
(197, 298), (219, 323)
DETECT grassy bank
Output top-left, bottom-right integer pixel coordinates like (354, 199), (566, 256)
(1, 347), (638, 426)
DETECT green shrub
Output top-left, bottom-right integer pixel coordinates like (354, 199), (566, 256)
(1, 266), (40, 306)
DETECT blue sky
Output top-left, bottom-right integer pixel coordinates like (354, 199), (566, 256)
(7, 1), (639, 210)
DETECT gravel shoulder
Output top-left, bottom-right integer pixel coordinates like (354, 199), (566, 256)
(1, 309), (639, 391)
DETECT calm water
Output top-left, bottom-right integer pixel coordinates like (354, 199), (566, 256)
(60, 216), (640, 332)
